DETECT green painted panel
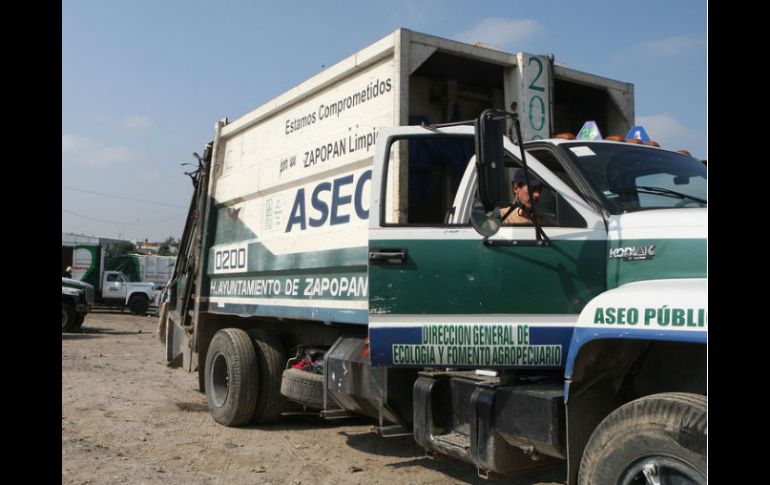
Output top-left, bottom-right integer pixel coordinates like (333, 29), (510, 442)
(607, 238), (706, 288)
(105, 255), (141, 281)
(213, 205), (258, 245)
(369, 239), (607, 315)
(74, 245), (101, 289)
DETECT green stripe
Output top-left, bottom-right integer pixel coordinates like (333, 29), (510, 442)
(607, 238), (706, 288)
(369, 239), (606, 314)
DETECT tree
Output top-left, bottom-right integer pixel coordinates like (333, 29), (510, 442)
(158, 236), (179, 256)
(110, 241), (137, 257)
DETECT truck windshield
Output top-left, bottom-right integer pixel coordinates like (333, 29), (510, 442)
(559, 142), (707, 214)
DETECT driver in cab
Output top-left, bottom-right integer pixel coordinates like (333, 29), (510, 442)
(503, 169), (546, 225)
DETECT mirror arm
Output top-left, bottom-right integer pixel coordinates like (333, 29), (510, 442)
(510, 113), (550, 247)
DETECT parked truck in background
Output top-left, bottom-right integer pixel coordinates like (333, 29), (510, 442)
(159, 29), (706, 484)
(106, 254), (176, 287)
(63, 243), (157, 314)
(62, 279), (94, 332)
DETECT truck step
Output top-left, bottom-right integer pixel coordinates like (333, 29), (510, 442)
(432, 431), (470, 451)
(414, 375), (565, 475)
(320, 409), (356, 420)
(373, 424), (412, 438)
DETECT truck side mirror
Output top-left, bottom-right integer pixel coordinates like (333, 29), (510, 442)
(475, 111), (509, 212)
(470, 199), (502, 238)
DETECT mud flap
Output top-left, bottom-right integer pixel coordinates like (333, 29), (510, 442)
(165, 311), (189, 368)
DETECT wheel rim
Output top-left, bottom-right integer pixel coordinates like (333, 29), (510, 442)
(620, 455), (705, 485)
(210, 352), (230, 408)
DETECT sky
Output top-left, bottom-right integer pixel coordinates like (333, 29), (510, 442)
(62, 0), (707, 242)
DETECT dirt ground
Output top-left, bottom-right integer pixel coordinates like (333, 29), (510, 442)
(62, 310), (567, 485)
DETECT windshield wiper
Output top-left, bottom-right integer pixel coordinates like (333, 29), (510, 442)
(609, 185), (707, 205)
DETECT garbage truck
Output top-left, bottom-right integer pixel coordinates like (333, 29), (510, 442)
(159, 29), (706, 484)
(64, 244), (157, 314)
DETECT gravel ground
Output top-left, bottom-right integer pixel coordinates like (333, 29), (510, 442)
(62, 310), (567, 485)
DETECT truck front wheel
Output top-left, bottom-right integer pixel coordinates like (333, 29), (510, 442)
(128, 294), (149, 315)
(578, 392), (706, 485)
(204, 328), (258, 426)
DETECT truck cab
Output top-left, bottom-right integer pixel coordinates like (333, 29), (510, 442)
(99, 270), (156, 315)
(365, 120), (706, 483)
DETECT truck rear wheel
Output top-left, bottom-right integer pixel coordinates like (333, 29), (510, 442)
(578, 392), (706, 485)
(204, 328), (259, 426)
(247, 329), (287, 424)
(128, 294), (149, 315)
(62, 302), (77, 332)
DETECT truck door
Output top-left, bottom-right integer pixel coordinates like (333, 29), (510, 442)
(367, 128), (607, 370)
(103, 272), (128, 300)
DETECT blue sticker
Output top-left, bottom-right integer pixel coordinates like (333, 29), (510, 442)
(625, 125), (651, 142)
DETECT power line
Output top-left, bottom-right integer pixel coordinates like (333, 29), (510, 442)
(62, 208), (185, 225)
(62, 185), (186, 208)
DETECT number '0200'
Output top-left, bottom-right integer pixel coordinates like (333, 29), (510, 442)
(215, 248), (246, 270)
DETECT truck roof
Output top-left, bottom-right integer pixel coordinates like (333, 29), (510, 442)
(530, 138), (695, 157)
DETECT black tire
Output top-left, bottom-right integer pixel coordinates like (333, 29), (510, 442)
(74, 313), (86, 330)
(578, 392), (707, 485)
(280, 367), (325, 409)
(198, 361), (206, 394)
(204, 328), (258, 426)
(62, 302), (77, 332)
(128, 294), (149, 315)
(247, 329), (287, 424)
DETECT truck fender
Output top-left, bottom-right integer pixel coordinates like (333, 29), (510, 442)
(124, 288), (154, 305)
(565, 277), (707, 386)
(562, 278), (707, 485)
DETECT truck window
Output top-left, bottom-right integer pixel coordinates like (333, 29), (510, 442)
(560, 142), (707, 214)
(527, 148), (579, 193)
(106, 273), (120, 282)
(383, 136), (474, 225)
(504, 154), (587, 228)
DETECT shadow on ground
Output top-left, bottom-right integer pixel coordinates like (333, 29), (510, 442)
(62, 326), (152, 338)
(247, 412), (376, 432)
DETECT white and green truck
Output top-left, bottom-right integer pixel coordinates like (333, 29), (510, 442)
(160, 29), (706, 484)
(64, 244), (157, 314)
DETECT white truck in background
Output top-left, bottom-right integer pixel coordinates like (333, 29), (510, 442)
(160, 29), (705, 485)
(106, 253), (176, 287)
(64, 244), (157, 314)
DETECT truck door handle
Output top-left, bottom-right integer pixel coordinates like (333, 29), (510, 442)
(369, 248), (407, 264)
